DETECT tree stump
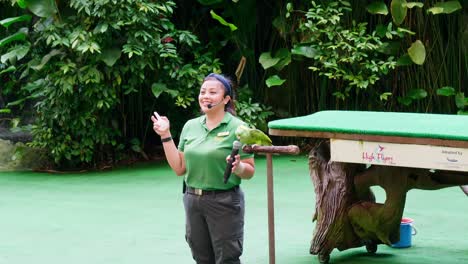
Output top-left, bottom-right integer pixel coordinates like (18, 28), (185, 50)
(308, 140), (468, 263)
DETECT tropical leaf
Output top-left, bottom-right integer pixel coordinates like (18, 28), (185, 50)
(0, 66), (16, 74)
(397, 27), (415, 35)
(291, 45), (317, 58)
(265, 75), (286, 88)
(396, 54), (413, 66)
(366, 1), (388, 15)
(428, 1), (462, 15)
(391, 0), (407, 25)
(380, 92), (392, 101)
(1, 44), (30, 63)
(25, 0), (58, 18)
(259, 52), (280, 70)
(273, 48), (292, 71)
(17, 0), (27, 8)
(404, 2), (424, 8)
(99, 48), (121, 67)
(0, 30), (27, 47)
(0, 15), (32, 28)
(210, 10), (237, 31)
(151, 82), (167, 98)
(407, 88), (427, 99)
(436, 86), (455, 96)
(397, 96), (412, 106)
(407, 40), (426, 65)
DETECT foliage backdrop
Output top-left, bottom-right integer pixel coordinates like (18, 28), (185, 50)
(0, 0), (466, 168)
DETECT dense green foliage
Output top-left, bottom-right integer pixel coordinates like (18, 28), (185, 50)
(1, 0), (220, 166)
(1, 0), (466, 168)
(259, 0), (466, 114)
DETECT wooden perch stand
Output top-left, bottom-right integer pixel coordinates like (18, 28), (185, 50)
(243, 144), (300, 264)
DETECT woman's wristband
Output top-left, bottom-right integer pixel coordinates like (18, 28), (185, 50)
(161, 136), (173, 143)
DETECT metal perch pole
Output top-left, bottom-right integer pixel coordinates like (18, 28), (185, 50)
(243, 145), (301, 264)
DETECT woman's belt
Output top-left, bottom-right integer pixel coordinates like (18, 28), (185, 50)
(186, 186), (239, 196)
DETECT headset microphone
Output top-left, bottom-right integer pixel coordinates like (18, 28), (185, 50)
(207, 100), (223, 109)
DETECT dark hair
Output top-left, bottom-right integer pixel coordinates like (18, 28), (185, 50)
(203, 73), (236, 115)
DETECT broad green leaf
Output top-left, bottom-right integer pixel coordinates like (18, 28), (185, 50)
(25, 0), (57, 18)
(398, 96), (412, 106)
(407, 40), (425, 65)
(259, 52), (280, 70)
(0, 31), (27, 47)
(6, 98), (26, 106)
(273, 48), (292, 71)
(404, 2), (424, 8)
(1, 44), (30, 63)
(455, 92), (466, 109)
(291, 45), (317, 58)
(457, 110), (468, 115)
(375, 24), (388, 38)
(0, 15), (32, 28)
(265, 75), (286, 88)
(197, 0), (223, 5)
(99, 48), (121, 67)
(0, 66), (16, 74)
(0, 108), (11, 113)
(93, 23), (109, 34)
(17, 0), (27, 8)
(436, 86), (455, 96)
(396, 54), (413, 66)
(407, 88), (427, 99)
(397, 27), (415, 35)
(151, 82), (167, 98)
(380, 92), (392, 101)
(391, 0), (407, 25)
(210, 10), (237, 31)
(366, 1), (388, 15)
(428, 1), (462, 15)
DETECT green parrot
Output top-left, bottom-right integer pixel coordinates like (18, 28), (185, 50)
(235, 125), (273, 146)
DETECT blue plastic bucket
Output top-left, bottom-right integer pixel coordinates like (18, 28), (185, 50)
(392, 217), (417, 248)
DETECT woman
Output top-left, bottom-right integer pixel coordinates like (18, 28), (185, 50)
(151, 73), (255, 264)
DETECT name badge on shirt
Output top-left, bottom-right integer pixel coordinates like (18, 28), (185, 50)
(217, 131), (230, 137)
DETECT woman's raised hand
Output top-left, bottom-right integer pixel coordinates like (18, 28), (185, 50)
(151, 111), (170, 137)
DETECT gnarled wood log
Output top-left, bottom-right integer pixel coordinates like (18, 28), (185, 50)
(309, 141), (368, 256)
(309, 140), (468, 258)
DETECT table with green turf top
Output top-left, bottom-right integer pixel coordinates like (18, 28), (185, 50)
(268, 111), (468, 264)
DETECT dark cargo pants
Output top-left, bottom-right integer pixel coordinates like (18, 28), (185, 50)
(183, 187), (245, 264)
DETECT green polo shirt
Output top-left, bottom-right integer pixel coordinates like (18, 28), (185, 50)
(178, 112), (254, 190)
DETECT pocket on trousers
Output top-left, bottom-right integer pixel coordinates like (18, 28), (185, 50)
(222, 238), (243, 261)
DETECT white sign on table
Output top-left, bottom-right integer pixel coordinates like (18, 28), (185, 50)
(330, 139), (468, 172)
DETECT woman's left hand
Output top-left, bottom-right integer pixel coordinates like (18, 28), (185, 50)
(227, 154), (244, 175)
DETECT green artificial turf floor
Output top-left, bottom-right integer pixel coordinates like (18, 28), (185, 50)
(0, 155), (467, 264)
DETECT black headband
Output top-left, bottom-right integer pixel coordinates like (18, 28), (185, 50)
(205, 73), (232, 96)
